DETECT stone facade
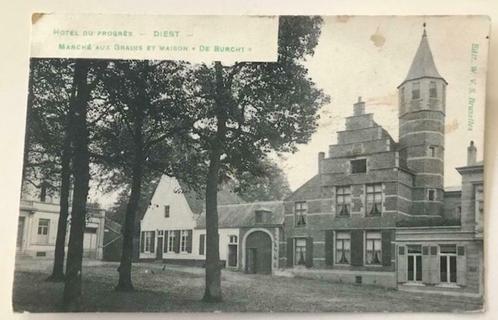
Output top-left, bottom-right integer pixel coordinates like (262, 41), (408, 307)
(281, 29), (484, 296)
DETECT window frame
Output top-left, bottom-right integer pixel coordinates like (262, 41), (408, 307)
(168, 231), (175, 252)
(294, 201), (307, 227)
(428, 189), (436, 201)
(180, 230), (188, 253)
(294, 238), (307, 266)
(365, 231), (382, 266)
(144, 231), (154, 253)
(439, 245), (457, 284)
(412, 81), (421, 100)
(365, 183), (383, 217)
(429, 81), (437, 98)
(164, 205), (170, 218)
(336, 186), (352, 217)
(334, 231), (351, 265)
(350, 159), (367, 174)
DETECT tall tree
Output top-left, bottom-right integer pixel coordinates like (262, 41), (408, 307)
(22, 58), (76, 281)
(62, 59), (93, 310)
(188, 16), (329, 301)
(94, 60), (194, 291)
(232, 159), (292, 202)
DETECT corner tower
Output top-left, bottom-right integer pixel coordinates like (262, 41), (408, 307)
(398, 26), (447, 215)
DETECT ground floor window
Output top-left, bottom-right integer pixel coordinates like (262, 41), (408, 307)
(168, 231), (175, 252)
(335, 232), (351, 265)
(180, 230), (188, 252)
(365, 231), (382, 265)
(294, 238), (307, 266)
(37, 218), (50, 243)
(407, 245), (422, 282)
(440, 245), (457, 283)
(144, 231), (155, 253)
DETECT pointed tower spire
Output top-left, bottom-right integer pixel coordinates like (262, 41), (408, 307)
(399, 24), (446, 87)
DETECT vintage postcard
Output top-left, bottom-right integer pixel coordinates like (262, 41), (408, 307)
(13, 14), (489, 313)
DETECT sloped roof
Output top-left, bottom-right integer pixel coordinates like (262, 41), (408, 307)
(196, 201), (284, 228)
(400, 29), (446, 87)
(176, 179), (244, 215)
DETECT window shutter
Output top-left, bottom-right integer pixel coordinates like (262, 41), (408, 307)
(350, 230), (363, 266)
(174, 230), (180, 253)
(325, 230), (334, 266)
(397, 245), (407, 283)
(381, 230), (392, 267)
(186, 230), (193, 253)
(286, 238), (293, 267)
(305, 237), (313, 268)
(199, 234), (205, 255)
(163, 231), (168, 253)
(457, 246), (467, 286)
(140, 232), (145, 253)
(422, 246), (431, 283)
(150, 231), (156, 253)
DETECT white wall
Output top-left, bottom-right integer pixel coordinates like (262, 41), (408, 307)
(140, 175), (198, 259)
(191, 228), (239, 265)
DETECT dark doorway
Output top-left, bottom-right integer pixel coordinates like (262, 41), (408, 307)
(245, 231), (272, 274)
(228, 244), (238, 267)
(157, 236), (163, 260)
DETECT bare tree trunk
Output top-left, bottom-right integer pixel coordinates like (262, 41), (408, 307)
(116, 95), (145, 291)
(203, 61), (227, 302)
(62, 60), (91, 311)
(116, 153), (143, 291)
(48, 65), (77, 282)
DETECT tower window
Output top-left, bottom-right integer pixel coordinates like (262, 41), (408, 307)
(428, 189), (436, 201)
(428, 146), (437, 157)
(412, 82), (420, 100)
(429, 81), (437, 98)
(351, 159), (367, 174)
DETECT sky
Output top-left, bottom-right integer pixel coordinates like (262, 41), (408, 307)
(277, 16), (489, 191)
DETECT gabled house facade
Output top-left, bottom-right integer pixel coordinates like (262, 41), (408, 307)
(139, 175), (286, 274)
(281, 28), (484, 296)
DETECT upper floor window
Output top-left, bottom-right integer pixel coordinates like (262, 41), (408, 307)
(40, 182), (48, 202)
(255, 211), (264, 223)
(365, 231), (382, 265)
(37, 218), (49, 236)
(428, 146), (437, 157)
(428, 189), (436, 201)
(294, 201), (307, 227)
(164, 205), (170, 218)
(430, 81), (437, 98)
(336, 186), (351, 216)
(351, 159), (366, 174)
(412, 82), (420, 99)
(366, 184), (382, 216)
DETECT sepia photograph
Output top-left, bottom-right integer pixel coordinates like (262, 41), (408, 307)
(12, 15), (489, 313)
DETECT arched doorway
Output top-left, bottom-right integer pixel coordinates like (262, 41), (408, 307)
(245, 231), (272, 274)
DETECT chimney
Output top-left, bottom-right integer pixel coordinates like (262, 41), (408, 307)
(318, 152), (325, 173)
(467, 141), (477, 165)
(353, 96), (365, 116)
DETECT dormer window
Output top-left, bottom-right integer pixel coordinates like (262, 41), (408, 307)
(429, 81), (437, 98)
(412, 82), (420, 100)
